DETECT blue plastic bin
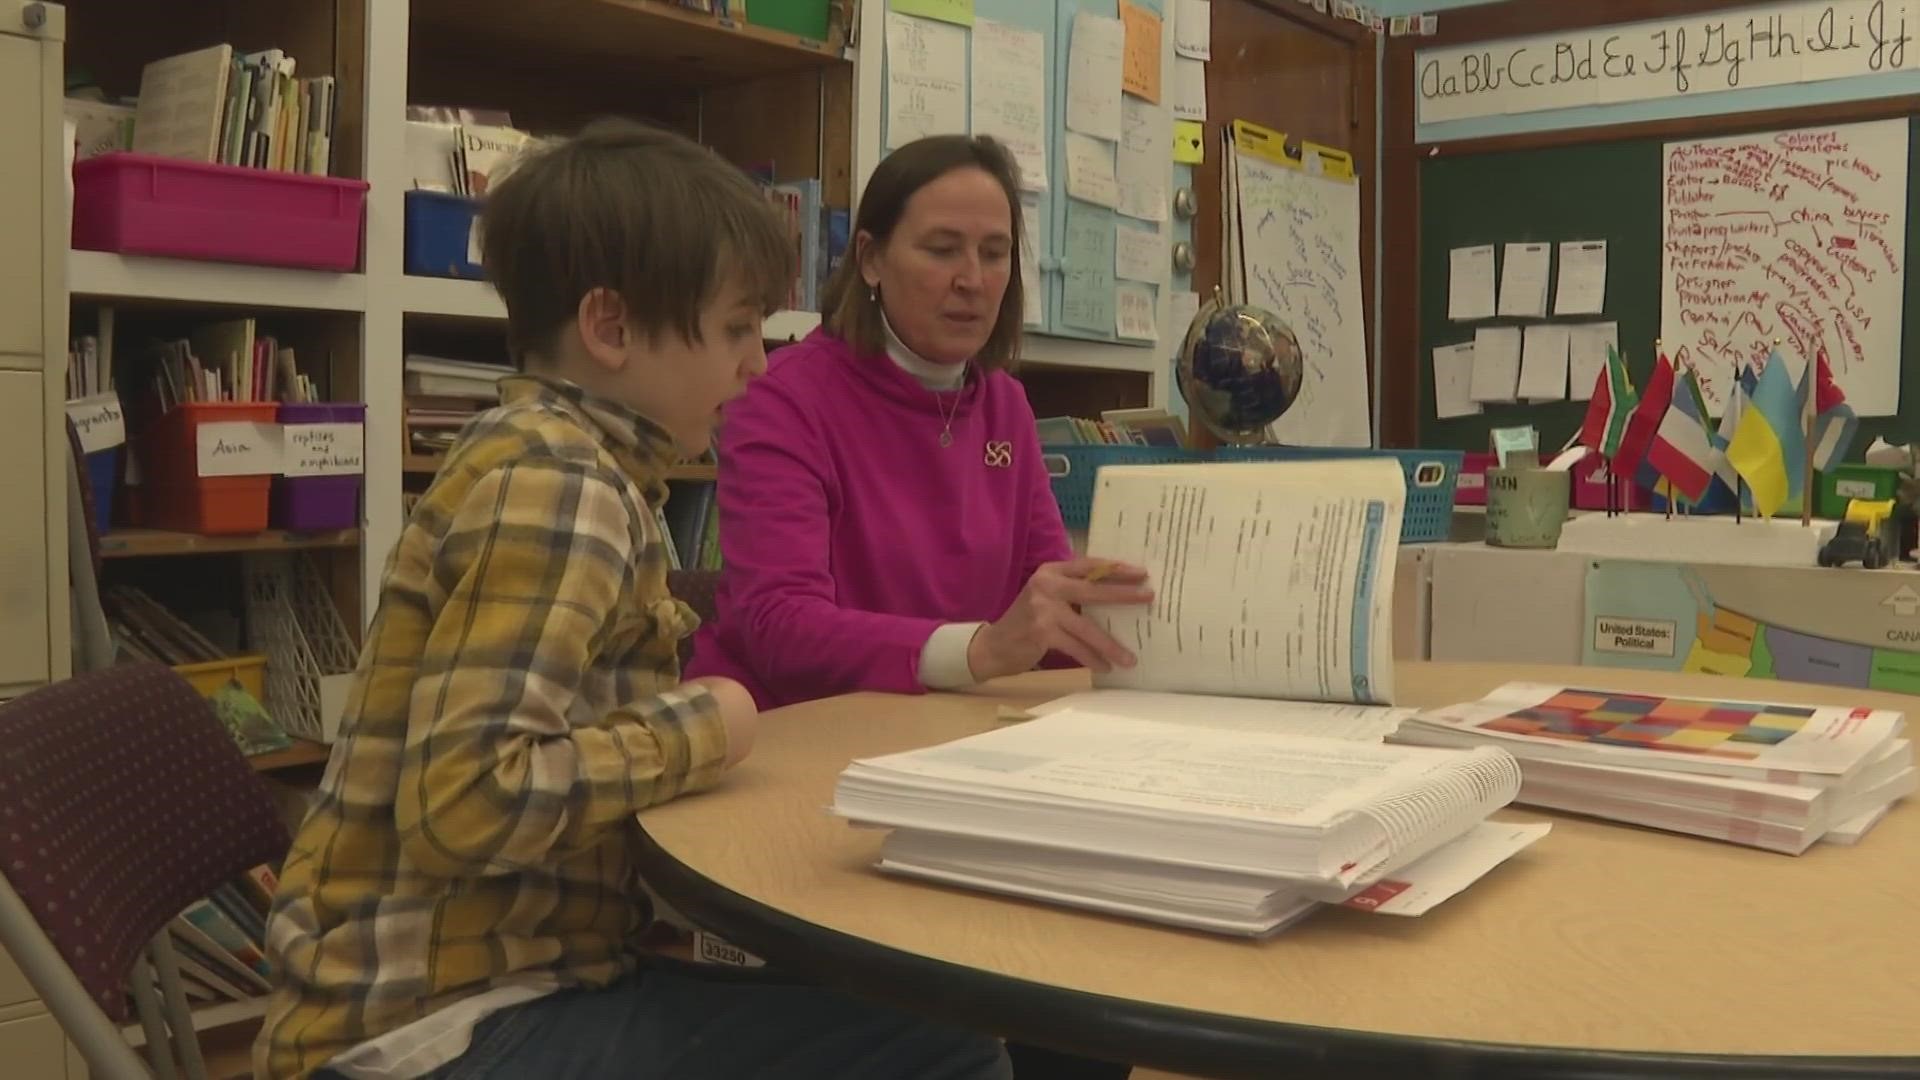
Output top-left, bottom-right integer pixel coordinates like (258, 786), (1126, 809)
(1043, 444), (1463, 544)
(85, 448), (117, 533)
(403, 189), (485, 280)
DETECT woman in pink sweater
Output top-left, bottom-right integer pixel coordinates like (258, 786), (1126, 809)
(686, 135), (1152, 717)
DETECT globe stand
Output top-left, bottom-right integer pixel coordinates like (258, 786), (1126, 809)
(1174, 286), (1305, 447)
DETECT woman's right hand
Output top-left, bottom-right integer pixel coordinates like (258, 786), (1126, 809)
(966, 558), (1154, 683)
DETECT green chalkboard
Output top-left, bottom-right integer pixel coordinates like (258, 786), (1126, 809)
(1416, 119), (1920, 457)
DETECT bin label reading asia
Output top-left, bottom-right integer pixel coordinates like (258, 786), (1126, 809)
(1592, 616), (1677, 658)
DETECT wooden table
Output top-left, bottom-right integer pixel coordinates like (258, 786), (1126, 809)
(633, 664), (1920, 1079)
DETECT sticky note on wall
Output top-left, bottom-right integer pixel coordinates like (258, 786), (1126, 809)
(1173, 119), (1204, 163)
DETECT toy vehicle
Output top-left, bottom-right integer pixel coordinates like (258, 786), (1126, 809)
(1819, 497), (1897, 569)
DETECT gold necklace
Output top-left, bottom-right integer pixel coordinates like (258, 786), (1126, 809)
(934, 362), (971, 447)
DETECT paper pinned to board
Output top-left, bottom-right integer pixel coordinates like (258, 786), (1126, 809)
(971, 18), (1049, 191)
(1173, 119), (1205, 163)
(885, 12), (967, 148)
(1174, 0), (1211, 59)
(1067, 11), (1126, 141)
(1116, 281), (1158, 340)
(1065, 131), (1120, 208)
(1448, 244), (1495, 321)
(1117, 96), (1170, 222)
(1171, 56), (1207, 121)
(1120, 1), (1163, 103)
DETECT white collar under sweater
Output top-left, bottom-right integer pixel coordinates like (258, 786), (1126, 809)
(881, 311), (967, 390)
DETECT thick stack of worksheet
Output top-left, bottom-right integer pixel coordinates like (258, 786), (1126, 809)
(832, 708), (1546, 937)
(1390, 683), (1914, 854)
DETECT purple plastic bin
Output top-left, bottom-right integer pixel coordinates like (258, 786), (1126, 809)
(272, 403), (366, 531)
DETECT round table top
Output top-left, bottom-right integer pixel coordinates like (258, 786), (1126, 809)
(633, 663), (1920, 1078)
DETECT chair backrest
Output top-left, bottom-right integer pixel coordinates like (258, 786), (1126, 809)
(667, 568), (721, 668)
(0, 663), (290, 1022)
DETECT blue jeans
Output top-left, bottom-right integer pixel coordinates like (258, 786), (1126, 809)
(322, 959), (1012, 1080)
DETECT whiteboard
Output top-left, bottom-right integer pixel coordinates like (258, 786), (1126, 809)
(1231, 151), (1372, 447)
(1659, 117), (1907, 417)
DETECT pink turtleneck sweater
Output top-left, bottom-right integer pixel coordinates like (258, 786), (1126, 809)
(683, 327), (1073, 709)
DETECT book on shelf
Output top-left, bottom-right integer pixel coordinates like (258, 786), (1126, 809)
(1390, 682), (1916, 853)
(103, 585), (295, 758)
(156, 863), (280, 1007)
(130, 44), (336, 176)
(403, 106), (533, 196)
(403, 355), (514, 458)
(142, 318), (317, 410)
(1038, 409), (1189, 448)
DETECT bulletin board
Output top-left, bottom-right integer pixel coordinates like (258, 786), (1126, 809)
(1414, 117), (1920, 454)
(879, 0), (1182, 348)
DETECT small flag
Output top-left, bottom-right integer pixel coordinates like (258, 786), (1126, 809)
(1578, 343), (1637, 458)
(1612, 351), (1674, 479)
(1799, 347), (1859, 472)
(1646, 363), (1716, 501)
(1725, 349), (1806, 518)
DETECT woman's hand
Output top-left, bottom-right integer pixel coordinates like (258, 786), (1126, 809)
(966, 558), (1154, 683)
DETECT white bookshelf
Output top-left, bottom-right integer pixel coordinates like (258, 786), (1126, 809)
(69, 250), (369, 312)
(57, 0), (1176, 624)
(395, 275), (823, 344)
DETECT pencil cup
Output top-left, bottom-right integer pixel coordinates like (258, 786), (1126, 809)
(1485, 467), (1571, 549)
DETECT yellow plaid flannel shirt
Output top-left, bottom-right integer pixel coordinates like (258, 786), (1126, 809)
(255, 376), (728, 1079)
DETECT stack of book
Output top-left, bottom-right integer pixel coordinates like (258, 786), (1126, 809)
(132, 44), (336, 175)
(1390, 682), (1915, 854)
(834, 709), (1544, 937)
(158, 865), (281, 1007)
(144, 318), (313, 409)
(403, 354), (513, 459)
(836, 459), (1551, 936)
(1036, 408), (1188, 448)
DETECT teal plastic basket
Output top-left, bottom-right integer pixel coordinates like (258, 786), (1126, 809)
(1043, 444), (1463, 543)
(1042, 445), (1203, 528)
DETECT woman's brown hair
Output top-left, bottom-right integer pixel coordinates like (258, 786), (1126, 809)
(820, 134), (1026, 371)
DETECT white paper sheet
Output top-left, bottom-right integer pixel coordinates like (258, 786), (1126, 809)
(1114, 224), (1164, 283)
(1174, 0), (1211, 59)
(1496, 242), (1551, 318)
(1064, 131), (1120, 208)
(885, 13), (967, 148)
(1116, 96), (1169, 222)
(1168, 289), (1201, 341)
(1553, 240), (1607, 315)
(1085, 458), (1404, 704)
(1469, 326), (1521, 403)
(1447, 244), (1495, 321)
(971, 18), (1048, 191)
(1116, 281), (1158, 340)
(1431, 342), (1480, 419)
(1066, 11), (1126, 141)
(1034, 689), (1411, 739)
(1518, 323), (1571, 401)
(1566, 321), (1618, 402)
(1171, 56), (1207, 121)
(1232, 150), (1373, 446)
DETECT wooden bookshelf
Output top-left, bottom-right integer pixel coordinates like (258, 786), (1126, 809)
(413, 0), (847, 87)
(100, 528), (362, 559)
(403, 453), (443, 475)
(248, 739), (332, 773)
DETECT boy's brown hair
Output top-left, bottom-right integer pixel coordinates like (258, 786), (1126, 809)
(480, 117), (794, 368)
(820, 134), (1026, 371)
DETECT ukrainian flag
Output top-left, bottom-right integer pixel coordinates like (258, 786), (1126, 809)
(1724, 349), (1806, 518)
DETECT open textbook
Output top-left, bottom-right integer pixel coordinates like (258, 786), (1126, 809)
(833, 708), (1543, 935)
(1082, 458), (1405, 706)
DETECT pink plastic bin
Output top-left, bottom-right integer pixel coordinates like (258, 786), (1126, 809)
(71, 152), (369, 272)
(272, 403), (366, 531)
(1455, 452), (1495, 506)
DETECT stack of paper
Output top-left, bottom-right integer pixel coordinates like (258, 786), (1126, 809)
(1391, 683), (1915, 854)
(833, 709), (1546, 937)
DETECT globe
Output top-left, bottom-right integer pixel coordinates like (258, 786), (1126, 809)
(1175, 295), (1304, 445)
